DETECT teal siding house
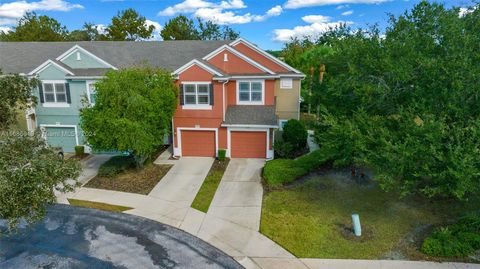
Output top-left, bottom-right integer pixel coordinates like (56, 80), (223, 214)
(0, 41), (229, 152)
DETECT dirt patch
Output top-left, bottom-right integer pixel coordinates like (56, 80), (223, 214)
(337, 222), (375, 242)
(85, 164), (172, 195)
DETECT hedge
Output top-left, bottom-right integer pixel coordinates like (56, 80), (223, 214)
(263, 150), (328, 187)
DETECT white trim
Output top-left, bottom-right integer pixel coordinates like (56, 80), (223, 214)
(28, 60), (74, 76)
(280, 78), (293, 89)
(230, 38), (303, 74)
(56, 45), (118, 70)
(42, 103), (70, 108)
(68, 76), (105, 80)
(212, 74), (305, 80)
(236, 80), (265, 105)
(39, 124), (79, 147)
(202, 45), (275, 75)
(182, 105), (212, 110)
(227, 127), (273, 159)
(175, 127), (218, 157)
(173, 59), (223, 76)
(86, 80), (97, 105)
(279, 119), (288, 131)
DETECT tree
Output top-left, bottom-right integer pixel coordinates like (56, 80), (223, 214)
(0, 70), (38, 130)
(68, 23), (105, 41)
(0, 12), (68, 41)
(285, 1), (480, 199)
(105, 8), (155, 41)
(0, 72), (80, 231)
(161, 15), (239, 40)
(80, 68), (178, 166)
(161, 15), (199, 40)
(0, 133), (80, 231)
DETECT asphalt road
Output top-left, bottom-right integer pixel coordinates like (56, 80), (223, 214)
(0, 204), (243, 269)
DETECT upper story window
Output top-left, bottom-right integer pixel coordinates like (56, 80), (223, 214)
(237, 80), (264, 105)
(87, 82), (97, 105)
(181, 82), (213, 109)
(280, 78), (293, 89)
(40, 81), (70, 108)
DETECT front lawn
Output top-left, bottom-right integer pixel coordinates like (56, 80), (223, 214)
(85, 155), (172, 194)
(261, 171), (478, 261)
(191, 159), (230, 212)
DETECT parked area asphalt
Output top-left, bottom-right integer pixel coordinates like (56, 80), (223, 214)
(0, 204), (243, 269)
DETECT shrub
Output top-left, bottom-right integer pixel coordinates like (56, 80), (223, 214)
(263, 150), (328, 187)
(74, 145), (85, 156)
(421, 214), (480, 257)
(218, 149), (226, 161)
(97, 155), (136, 177)
(283, 119), (308, 149)
(273, 140), (295, 159)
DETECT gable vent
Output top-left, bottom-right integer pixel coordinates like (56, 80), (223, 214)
(76, 52), (81, 61)
(223, 53), (228, 62)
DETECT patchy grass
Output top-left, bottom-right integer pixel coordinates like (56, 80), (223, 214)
(191, 159), (230, 213)
(85, 163), (172, 195)
(261, 171), (479, 261)
(68, 199), (133, 212)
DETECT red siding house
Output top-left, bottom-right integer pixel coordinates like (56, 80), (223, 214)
(171, 38), (304, 159)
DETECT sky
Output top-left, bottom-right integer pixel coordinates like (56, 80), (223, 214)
(0, 0), (474, 50)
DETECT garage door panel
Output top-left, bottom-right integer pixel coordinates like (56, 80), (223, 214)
(45, 127), (77, 153)
(231, 131), (266, 158)
(182, 130), (215, 157)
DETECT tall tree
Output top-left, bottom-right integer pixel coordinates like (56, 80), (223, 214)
(105, 8), (155, 41)
(81, 68), (178, 166)
(0, 71), (80, 231)
(68, 23), (105, 41)
(0, 12), (68, 41)
(161, 15), (239, 40)
(161, 15), (199, 40)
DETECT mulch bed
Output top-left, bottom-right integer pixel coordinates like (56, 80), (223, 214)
(85, 163), (172, 195)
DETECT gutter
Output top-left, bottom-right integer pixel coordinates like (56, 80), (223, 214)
(221, 124), (279, 129)
(221, 79), (229, 122)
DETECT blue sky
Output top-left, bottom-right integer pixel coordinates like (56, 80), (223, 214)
(0, 0), (472, 50)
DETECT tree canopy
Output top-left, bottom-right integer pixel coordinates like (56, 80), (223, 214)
(105, 8), (155, 41)
(284, 1), (480, 200)
(0, 12), (68, 41)
(80, 68), (178, 166)
(161, 15), (239, 40)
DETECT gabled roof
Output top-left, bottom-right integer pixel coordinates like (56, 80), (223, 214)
(28, 59), (74, 76)
(0, 40), (230, 75)
(57, 44), (117, 70)
(173, 59), (225, 77)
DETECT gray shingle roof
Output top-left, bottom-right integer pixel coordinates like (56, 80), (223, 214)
(0, 40), (230, 74)
(68, 68), (112, 77)
(224, 105), (278, 126)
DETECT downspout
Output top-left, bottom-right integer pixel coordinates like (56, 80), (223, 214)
(222, 79), (229, 121)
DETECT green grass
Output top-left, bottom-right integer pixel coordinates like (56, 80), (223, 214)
(191, 159), (230, 212)
(261, 174), (478, 260)
(263, 150), (328, 187)
(68, 199), (133, 212)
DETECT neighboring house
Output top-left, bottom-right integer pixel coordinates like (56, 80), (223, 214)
(0, 38), (304, 158)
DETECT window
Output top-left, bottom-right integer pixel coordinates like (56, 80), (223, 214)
(43, 82), (67, 103)
(280, 78), (293, 89)
(237, 81), (264, 104)
(183, 83), (211, 106)
(279, 120), (288, 130)
(87, 82), (97, 104)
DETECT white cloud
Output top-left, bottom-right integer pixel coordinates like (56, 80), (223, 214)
(0, 26), (11, 33)
(94, 24), (106, 35)
(341, 10), (353, 16)
(284, 0), (387, 9)
(145, 19), (163, 40)
(159, 0), (282, 25)
(459, 6), (476, 17)
(336, 4), (349, 9)
(273, 14), (352, 42)
(0, 0), (83, 19)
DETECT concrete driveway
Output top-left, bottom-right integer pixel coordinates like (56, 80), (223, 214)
(208, 158), (265, 231)
(77, 154), (113, 185)
(0, 204), (242, 269)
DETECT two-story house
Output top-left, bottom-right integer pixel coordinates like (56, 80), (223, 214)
(0, 38), (304, 158)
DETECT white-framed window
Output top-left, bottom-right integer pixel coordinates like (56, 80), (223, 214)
(87, 81), (97, 105)
(280, 78), (293, 89)
(182, 82), (211, 108)
(237, 80), (264, 105)
(42, 81), (67, 103)
(279, 119), (288, 130)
